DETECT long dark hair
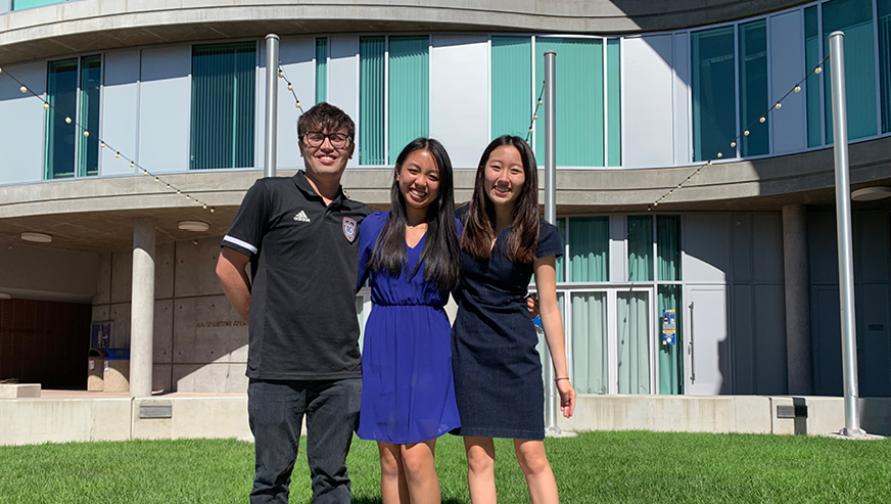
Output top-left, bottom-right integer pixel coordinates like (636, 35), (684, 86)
(461, 135), (539, 263)
(368, 138), (460, 291)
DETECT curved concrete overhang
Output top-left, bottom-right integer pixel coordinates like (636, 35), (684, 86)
(0, 0), (811, 65)
(1, 135), (889, 251)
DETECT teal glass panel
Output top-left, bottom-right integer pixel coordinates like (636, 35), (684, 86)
(568, 217), (609, 282)
(12, 0), (67, 10)
(658, 285), (684, 395)
(739, 20), (769, 156)
(805, 6), (823, 147)
(657, 215), (681, 281)
(78, 55), (101, 177)
(692, 26), (736, 161)
(535, 38), (604, 167)
(627, 215), (653, 281)
(491, 37), (532, 138)
(879, 0), (891, 133)
(571, 292), (608, 394)
(607, 39), (621, 166)
(45, 58), (78, 179)
(822, 0), (878, 142)
(359, 37), (385, 165)
(190, 42), (256, 170)
(618, 291), (651, 394)
(315, 38), (328, 104)
(388, 36), (429, 164)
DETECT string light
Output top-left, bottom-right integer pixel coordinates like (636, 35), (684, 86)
(0, 63), (216, 213)
(649, 53), (829, 211)
(277, 65), (305, 114)
(525, 81), (546, 143)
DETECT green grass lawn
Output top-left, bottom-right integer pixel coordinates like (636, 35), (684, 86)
(1, 432), (889, 503)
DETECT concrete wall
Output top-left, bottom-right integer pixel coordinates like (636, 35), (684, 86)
(0, 395), (251, 446)
(682, 212), (787, 395)
(92, 236), (247, 394)
(809, 209), (891, 397)
(5, 393), (889, 446)
(0, 242), (98, 301)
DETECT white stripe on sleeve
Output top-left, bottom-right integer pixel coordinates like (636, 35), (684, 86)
(223, 235), (258, 254)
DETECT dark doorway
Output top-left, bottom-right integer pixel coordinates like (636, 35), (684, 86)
(0, 299), (91, 389)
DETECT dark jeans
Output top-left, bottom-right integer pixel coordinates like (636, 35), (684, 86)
(248, 378), (361, 504)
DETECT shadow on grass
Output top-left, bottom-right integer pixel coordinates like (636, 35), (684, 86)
(353, 499), (465, 504)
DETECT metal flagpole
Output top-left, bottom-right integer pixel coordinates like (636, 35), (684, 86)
(543, 50), (560, 436)
(264, 34), (280, 178)
(828, 31), (866, 437)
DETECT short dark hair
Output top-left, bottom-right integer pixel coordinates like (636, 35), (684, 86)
(297, 102), (355, 140)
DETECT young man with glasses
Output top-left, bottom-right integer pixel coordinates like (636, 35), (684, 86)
(216, 102), (368, 504)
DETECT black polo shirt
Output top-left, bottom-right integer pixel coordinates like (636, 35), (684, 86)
(221, 171), (369, 381)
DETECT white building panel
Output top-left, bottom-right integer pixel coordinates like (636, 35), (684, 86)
(255, 37), (314, 171)
(430, 35), (490, 168)
(0, 62), (45, 184)
(138, 45), (191, 172)
(101, 49), (140, 176)
(769, 10), (807, 154)
(328, 35), (360, 168)
(622, 35), (675, 168)
(672, 32), (692, 165)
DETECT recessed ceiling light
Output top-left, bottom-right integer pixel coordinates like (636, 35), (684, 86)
(21, 232), (52, 243)
(177, 220), (210, 232)
(851, 186), (891, 202)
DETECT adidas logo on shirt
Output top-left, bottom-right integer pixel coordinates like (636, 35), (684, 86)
(293, 210), (311, 223)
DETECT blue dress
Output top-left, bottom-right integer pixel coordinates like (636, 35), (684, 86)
(356, 211), (461, 444)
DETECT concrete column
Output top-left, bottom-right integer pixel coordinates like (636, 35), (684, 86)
(129, 220), (155, 398)
(783, 204), (812, 395)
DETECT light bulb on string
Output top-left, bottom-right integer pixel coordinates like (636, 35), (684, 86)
(814, 66), (822, 74)
(83, 130), (90, 137)
(64, 116), (72, 124)
(99, 141), (105, 149)
(19, 85), (27, 94)
(774, 102), (782, 110)
(794, 85), (802, 93)
(115, 151), (121, 159)
(730, 141), (737, 149)
(716, 152), (723, 159)
(43, 102), (49, 110)
(744, 130), (751, 137)
(759, 116), (766, 124)
(287, 83), (293, 91)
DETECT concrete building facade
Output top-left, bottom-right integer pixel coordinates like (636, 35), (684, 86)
(1, 0), (891, 439)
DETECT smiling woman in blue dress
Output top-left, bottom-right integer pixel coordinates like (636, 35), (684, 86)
(453, 135), (576, 504)
(356, 138), (461, 504)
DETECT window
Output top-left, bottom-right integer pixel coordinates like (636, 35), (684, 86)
(805, 6), (824, 147)
(315, 38), (328, 104)
(627, 216), (653, 281)
(568, 217), (609, 282)
(12, 0), (70, 10)
(606, 39), (622, 167)
(739, 19), (769, 157)
(189, 42), (256, 170)
(692, 26), (736, 162)
(822, 0), (878, 142)
(358, 36), (429, 165)
(388, 36), (429, 164)
(491, 36), (532, 139)
(45, 54), (101, 179)
(878, 0), (891, 133)
(535, 37), (604, 166)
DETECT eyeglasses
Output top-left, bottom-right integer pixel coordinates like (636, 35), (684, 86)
(301, 131), (352, 149)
